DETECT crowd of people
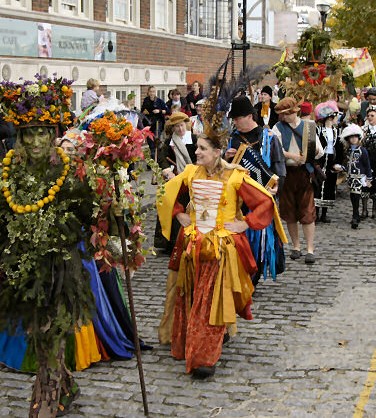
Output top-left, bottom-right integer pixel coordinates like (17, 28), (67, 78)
(0, 71), (376, 417)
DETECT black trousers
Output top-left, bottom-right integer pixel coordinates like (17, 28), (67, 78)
(350, 193), (361, 220)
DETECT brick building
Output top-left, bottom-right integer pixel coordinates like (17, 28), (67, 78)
(0, 0), (280, 112)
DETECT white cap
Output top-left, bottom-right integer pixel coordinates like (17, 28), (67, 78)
(341, 124), (363, 140)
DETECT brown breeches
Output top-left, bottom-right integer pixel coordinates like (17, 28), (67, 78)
(279, 166), (316, 224)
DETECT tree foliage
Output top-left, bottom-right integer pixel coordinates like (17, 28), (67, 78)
(329, 0), (376, 54)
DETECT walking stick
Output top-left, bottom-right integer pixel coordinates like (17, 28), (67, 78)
(113, 178), (149, 417)
(151, 120), (160, 185)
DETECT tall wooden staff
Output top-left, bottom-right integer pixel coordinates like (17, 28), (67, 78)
(113, 178), (149, 416)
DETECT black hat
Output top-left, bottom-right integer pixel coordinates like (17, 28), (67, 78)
(229, 96), (256, 118)
(365, 87), (376, 98)
(261, 85), (273, 97)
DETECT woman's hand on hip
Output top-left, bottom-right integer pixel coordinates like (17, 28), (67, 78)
(224, 219), (248, 233)
(176, 213), (191, 227)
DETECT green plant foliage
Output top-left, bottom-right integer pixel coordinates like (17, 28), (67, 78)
(330, 0), (376, 54)
(0, 150), (94, 359)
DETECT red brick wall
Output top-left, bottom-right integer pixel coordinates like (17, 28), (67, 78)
(140, 0), (151, 30)
(27, 2), (280, 89)
(32, 0), (49, 12)
(118, 31), (280, 88)
(94, 0), (107, 22)
(176, 0), (186, 36)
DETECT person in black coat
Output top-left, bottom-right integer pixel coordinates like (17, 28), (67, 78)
(141, 86), (168, 159)
(166, 89), (190, 116)
(254, 85), (279, 129)
(186, 81), (203, 116)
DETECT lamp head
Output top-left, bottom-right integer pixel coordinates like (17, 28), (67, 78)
(316, 2), (331, 14)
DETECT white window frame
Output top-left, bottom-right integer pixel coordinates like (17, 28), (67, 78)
(156, 86), (175, 103)
(0, 0), (32, 9)
(150, 0), (176, 33)
(49, 0), (93, 20)
(112, 86), (141, 108)
(107, 0), (139, 27)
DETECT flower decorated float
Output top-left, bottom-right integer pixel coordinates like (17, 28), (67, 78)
(274, 27), (355, 105)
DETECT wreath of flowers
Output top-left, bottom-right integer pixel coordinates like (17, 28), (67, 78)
(0, 73), (73, 126)
(302, 63), (327, 86)
(74, 111), (157, 272)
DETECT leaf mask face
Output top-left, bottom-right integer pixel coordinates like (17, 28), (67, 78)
(20, 126), (54, 162)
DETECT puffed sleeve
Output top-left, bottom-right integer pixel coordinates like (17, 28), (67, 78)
(237, 181), (274, 230)
(157, 165), (196, 240)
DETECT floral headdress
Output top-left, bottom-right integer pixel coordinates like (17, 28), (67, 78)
(0, 73), (74, 127)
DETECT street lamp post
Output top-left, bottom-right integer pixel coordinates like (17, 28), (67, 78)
(242, 0), (247, 73)
(316, 2), (331, 31)
(231, 0), (250, 73)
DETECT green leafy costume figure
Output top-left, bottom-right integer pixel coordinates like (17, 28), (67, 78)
(0, 76), (94, 417)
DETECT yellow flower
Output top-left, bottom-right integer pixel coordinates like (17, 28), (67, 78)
(48, 195), (55, 202)
(6, 196), (12, 203)
(56, 179), (63, 187)
(43, 197), (50, 204)
(31, 204), (39, 212)
(2, 157), (11, 166)
(61, 85), (68, 93)
(50, 105), (56, 112)
(40, 85), (48, 93)
(37, 200), (44, 208)
(25, 205), (32, 213)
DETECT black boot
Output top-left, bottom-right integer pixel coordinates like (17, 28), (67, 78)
(350, 193), (361, 228)
(315, 207), (320, 223)
(192, 366), (216, 379)
(351, 218), (359, 229)
(360, 197), (369, 219)
(320, 208), (331, 223)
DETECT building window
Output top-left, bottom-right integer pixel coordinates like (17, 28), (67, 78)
(187, 0), (231, 40)
(49, 0), (93, 19)
(115, 90), (128, 103)
(112, 87), (140, 106)
(0, 0), (32, 8)
(151, 0), (176, 33)
(107, 0), (138, 26)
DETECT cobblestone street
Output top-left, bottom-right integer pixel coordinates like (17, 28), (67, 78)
(1, 183), (376, 418)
